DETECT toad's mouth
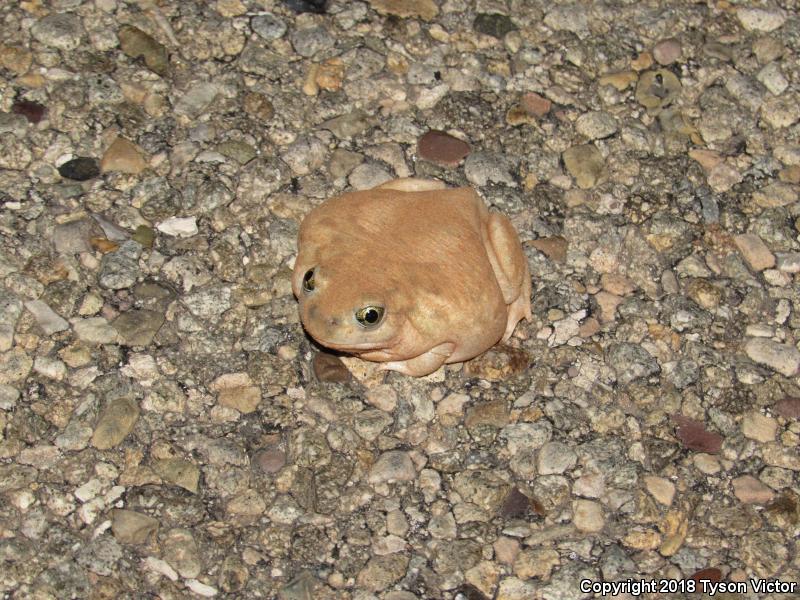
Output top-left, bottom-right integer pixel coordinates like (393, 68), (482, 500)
(313, 338), (390, 353)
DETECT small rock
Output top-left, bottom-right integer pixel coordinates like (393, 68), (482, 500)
(118, 25), (168, 76)
(528, 237), (567, 263)
(753, 182), (797, 208)
(635, 69), (682, 112)
(598, 71), (638, 91)
(575, 111), (618, 140)
(773, 397), (800, 419)
(653, 38), (682, 65)
(734, 233), (775, 271)
(320, 109), (374, 139)
(742, 411), (778, 442)
(513, 547), (559, 580)
(356, 555), (410, 593)
(744, 338), (800, 377)
(365, 384), (398, 411)
(175, 82), (220, 118)
(111, 509), (159, 544)
(520, 92), (551, 117)
(0, 44), (32, 76)
(185, 580), (218, 598)
(313, 352), (352, 383)
(757, 62), (789, 96)
(367, 0), (438, 20)
(100, 137), (147, 174)
(156, 216), (198, 238)
(33, 356), (67, 380)
(348, 163), (392, 190)
(0, 383), (20, 410)
(31, 13), (84, 51)
(563, 144), (604, 189)
(606, 343), (659, 384)
(73, 317), (119, 344)
(253, 448), (286, 474)
(99, 241), (142, 290)
(672, 414), (723, 453)
(12, 100), (46, 124)
(58, 157), (100, 181)
(464, 152), (516, 187)
(142, 557), (179, 582)
(368, 450), (416, 484)
(153, 458), (200, 493)
(732, 475), (774, 504)
(537, 441), (577, 475)
(707, 162), (743, 193)
(644, 476), (675, 506)
(251, 13), (286, 40)
(91, 396), (141, 449)
(163, 529), (202, 579)
(473, 13), (517, 39)
(211, 372), (261, 414)
(113, 309), (164, 346)
(761, 95), (800, 129)
(573, 499), (604, 532)
(417, 130), (470, 167)
(243, 92), (275, 122)
(463, 345), (530, 380)
(289, 25), (334, 58)
(737, 7), (786, 32)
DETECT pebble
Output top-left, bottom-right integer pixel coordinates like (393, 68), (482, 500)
(185, 580), (218, 598)
(253, 448), (286, 474)
(31, 13), (84, 50)
(58, 157), (100, 181)
(12, 100), (45, 124)
(348, 163), (392, 190)
(575, 111), (618, 140)
(100, 137), (147, 174)
(367, 0), (439, 20)
(464, 152), (515, 187)
(742, 411), (778, 443)
(91, 396), (141, 449)
(242, 92), (274, 122)
(562, 144), (604, 189)
(142, 557), (179, 582)
(644, 476), (675, 506)
(290, 26), (334, 58)
(736, 7), (786, 32)
(653, 38), (682, 65)
(537, 441), (577, 475)
(753, 182), (797, 208)
(251, 13), (286, 40)
(118, 25), (169, 76)
(365, 384), (398, 412)
(635, 69), (681, 112)
(157, 216), (198, 238)
(356, 555), (409, 592)
(706, 162), (743, 193)
(283, 0), (328, 14)
(112, 309), (165, 346)
(573, 499), (604, 532)
(744, 338), (800, 377)
(111, 509), (159, 544)
(312, 352), (352, 382)
(99, 241), (142, 290)
(368, 451), (416, 484)
(153, 458), (200, 493)
(163, 529), (202, 578)
(417, 130), (470, 167)
(174, 82), (220, 118)
(0, 384), (20, 410)
(473, 13), (517, 39)
(73, 317), (119, 344)
(33, 356), (67, 380)
(773, 397), (800, 419)
(606, 343), (660, 384)
(211, 372), (261, 414)
(757, 62), (788, 96)
(732, 476), (774, 504)
(734, 233), (775, 271)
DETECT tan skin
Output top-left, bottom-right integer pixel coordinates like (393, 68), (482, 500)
(293, 178), (532, 377)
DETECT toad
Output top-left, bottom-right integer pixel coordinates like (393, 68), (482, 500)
(293, 178), (531, 376)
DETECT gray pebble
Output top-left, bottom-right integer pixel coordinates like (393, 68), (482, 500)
(606, 343), (660, 384)
(464, 151), (516, 187)
(31, 13), (84, 50)
(251, 13), (287, 40)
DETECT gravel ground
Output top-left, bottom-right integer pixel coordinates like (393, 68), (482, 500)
(1, 0), (799, 598)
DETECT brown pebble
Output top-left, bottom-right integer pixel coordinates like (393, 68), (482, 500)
(520, 92), (551, 117)
(253, 447), (286, 474)
(417, 130), (470, 167)
(527, 236), (567, 263)
(313, 351), (352, 383)
(774, 397), (800, 419)
(12, 99), (46, 123)
(463, 345), (529, 380)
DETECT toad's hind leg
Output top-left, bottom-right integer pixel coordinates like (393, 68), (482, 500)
(484, 211), (533, 341)
(378, 342), (455, 377)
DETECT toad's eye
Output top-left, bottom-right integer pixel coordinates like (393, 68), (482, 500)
(302, 269), (316, 293)
(355, 306), (384, 328)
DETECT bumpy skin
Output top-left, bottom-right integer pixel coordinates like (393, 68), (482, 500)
(293, 178), (532, 376)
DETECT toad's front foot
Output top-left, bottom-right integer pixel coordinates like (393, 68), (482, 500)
(379, 342), (455, 377)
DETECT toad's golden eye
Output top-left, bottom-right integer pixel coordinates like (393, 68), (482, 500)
(355, 306), (385, 328)
(302, 269), (316, 293)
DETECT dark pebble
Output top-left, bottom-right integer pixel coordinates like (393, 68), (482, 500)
(417, 130), (470, 167)
(473, 13), (517, 39)
(58, 157), (101, 181)
(773, 397), (800, 419)
(671, 414), (723, 453)
(283, 0), (327, 14)
(499, 487), (545, 519)
(12, 99), (46, 123)
(253, 448), (286, 474)
(312, 352), (352, 383)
